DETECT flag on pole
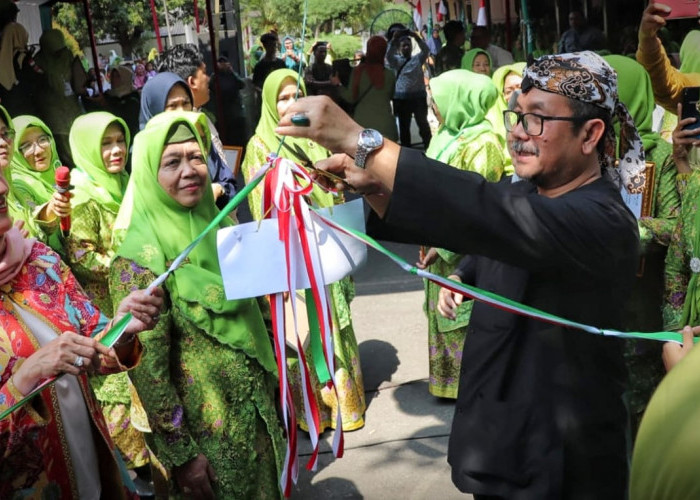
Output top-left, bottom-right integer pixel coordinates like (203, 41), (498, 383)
(413, 0), (423, 32)
(437, 0), (448, 22)
(476, 0), (487, 26)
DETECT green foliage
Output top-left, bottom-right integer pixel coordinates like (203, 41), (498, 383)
(52, 22), (82, 56)
(241, 0), (390, 37)
(317, 33), (361, 59)
(53, 0), (196, 56)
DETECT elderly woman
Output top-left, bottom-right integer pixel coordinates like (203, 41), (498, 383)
(67, 111), (152, 475)
(419, 70), (505, 399)
(0, 105), (164, 499)
(109, 111), (283, 498)
(139, 72), (235, 210)
(486, 62), (525, 172)
(9, 115), (71, 252)
(242, 68), (366, 432)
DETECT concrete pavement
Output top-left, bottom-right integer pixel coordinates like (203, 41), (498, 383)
(289, 240), (472, 500)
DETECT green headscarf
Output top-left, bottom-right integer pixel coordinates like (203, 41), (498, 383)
(680, 31), (700, 75)
(113, 111), (276, 373)
(257, 68), (332, 207)
(426, 69), (498, 162)
(460, 48), (492, 74)
(257, 68), (329, 164)
(487, 62), (526, 139)
(604, 55), (661, 154)
(69, 112), (130, 213)
(10, 115), (61, 205)
(0, 107), (41, 238)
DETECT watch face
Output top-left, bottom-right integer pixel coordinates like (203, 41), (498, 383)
(360, 129), (383, 149)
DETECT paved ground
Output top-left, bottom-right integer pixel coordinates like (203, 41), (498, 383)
(288, 240), (472, 500)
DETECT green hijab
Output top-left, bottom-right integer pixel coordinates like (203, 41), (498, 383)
(680, 31), (700, 75)
(0, 107), (41, 238)
(114, 111), (276, 373)
(10, 115), (61, 205)
(488, 62), (526, 139)
(69, 112), (130, 213)
(426, 69), (498, 162)
(257, 68), (329, 163)
(461, 48), (492, 75)
(257, 68), (332, 207)
(604, 55), (660, 154)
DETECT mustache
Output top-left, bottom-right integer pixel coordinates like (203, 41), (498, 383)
(509, 140), (540, 156)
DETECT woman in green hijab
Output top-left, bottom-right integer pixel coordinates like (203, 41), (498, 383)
(0, 106), (41, 239)
(241, 68), (366, 432)
(109, 111), (283, 498)
(418, 69), (505, 399)
(604, 55), (682, 437)
(486, 62), (525, 174)
(9, 114), (69, 252)
(67, 111), (153, 477)
(460, 47), (491, 75)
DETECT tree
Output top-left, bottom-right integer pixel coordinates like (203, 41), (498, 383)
(241, 0), (389, 38)
(53, 0), (197, 57)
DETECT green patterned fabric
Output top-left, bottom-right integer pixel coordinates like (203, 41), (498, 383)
(69, 112), (130, 212)
(10, 115), (61, 207)
(426, 69), (499, 163)
(109, 257), (283, 497)
(113, 111), (276, 374)
(424, 129), (505, 399)
(242, 110), (366, 431)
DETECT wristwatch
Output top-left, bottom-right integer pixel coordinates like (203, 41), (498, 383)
(354, 129), (384, 169)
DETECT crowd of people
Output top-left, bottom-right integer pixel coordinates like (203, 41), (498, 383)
(0, 0), (699, 498)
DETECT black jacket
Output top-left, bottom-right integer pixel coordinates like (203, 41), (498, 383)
(369, 148), (639, 499)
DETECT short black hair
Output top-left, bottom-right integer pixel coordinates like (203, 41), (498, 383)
(443, 21), (465, 42)
(568, 98), (611, 157)
(156, 44), (205, 81)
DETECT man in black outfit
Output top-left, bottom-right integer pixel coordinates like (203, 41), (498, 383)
(277, 51), (646, 499)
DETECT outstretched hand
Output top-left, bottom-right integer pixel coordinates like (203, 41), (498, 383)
(662, 325), (700, 371)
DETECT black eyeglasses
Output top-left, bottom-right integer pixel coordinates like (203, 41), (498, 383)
(503, 110), (591, 137)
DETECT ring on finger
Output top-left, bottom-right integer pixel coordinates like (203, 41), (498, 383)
(73, 355), (84, 368)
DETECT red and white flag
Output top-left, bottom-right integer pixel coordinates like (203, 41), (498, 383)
(476, 0), (487, 26)
(437, 0), (448, 22)
(413, 0), (423, 31)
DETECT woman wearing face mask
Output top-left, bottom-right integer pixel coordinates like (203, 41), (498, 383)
(10, 115), (71, 253)
(241, 68), (366, 432)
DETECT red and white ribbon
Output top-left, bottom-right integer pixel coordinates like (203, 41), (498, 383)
(255, 155), (344, 495)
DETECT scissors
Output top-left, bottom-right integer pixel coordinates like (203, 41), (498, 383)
(279, 140), (357, 192)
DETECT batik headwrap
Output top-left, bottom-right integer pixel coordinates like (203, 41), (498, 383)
(521, 51), (645, 194)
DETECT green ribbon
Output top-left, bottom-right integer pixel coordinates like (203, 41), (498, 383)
(0, 313), (132, 420)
